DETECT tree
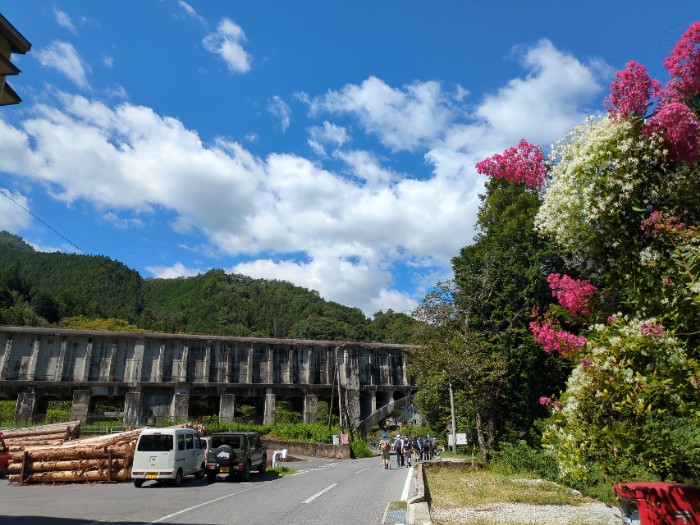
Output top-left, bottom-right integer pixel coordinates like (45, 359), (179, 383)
(410, 281), (508, 457)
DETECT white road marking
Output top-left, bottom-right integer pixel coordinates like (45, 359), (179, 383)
(401, 467), (413, 501)
(303, 483), (337, 504)
(145, 488), (253, 524)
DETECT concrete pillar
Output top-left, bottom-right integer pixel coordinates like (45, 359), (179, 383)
(99, 341), (116, 381)
(179, 344), (189, 382)
(26, 337), (41, 380)
(203, 343), (211, 383)
(219, 393), (235, 422)
(15, 392), (36, 424)
(370, 390), (377, 413)
(303, 394), (318, 424)
(0, 336), (13, 380)
(150, 343), (163, 382)
(172, 392), (190, 422)
(54, 338), (67, 381)
(81, 340), (94, 381)
(245, 346), (253, 384)
(304, 347), (313, 385)
(124, 391), (142, 426)
(263, 388), (275, 425)
(70, 389), (91, 422)
(132, 339), (145, 383)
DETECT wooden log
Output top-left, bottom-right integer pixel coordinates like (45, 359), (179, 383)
(0, 422), (81, 439)
(7, 440), (67, 451)
(9, 445), (131, 463)
(8, 458), (128, 473)
(5, 432), (70, 446)
(10, 468), (128, 484)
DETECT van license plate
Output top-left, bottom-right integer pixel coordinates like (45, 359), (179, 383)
(220, 467), (229, 473)
(146, 473), (157, 479)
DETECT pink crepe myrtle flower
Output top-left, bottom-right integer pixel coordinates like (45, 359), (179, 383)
(664, 21), (700, 100)
(605, 60), (662, 120)
(475, 139), (547, 189)
(547, 274), (598, 317)
(641, 324), (665, 339)
(645, 101), (700, 164)
(539, 396), (551, 406)
(579, 358), (593, 369)
(641, 210), (687, 234)
(529, 320), (587, 357)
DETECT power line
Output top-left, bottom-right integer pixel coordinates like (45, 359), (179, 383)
(0, 188), (96, 257)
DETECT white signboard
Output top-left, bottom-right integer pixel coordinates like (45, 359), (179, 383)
(447, 433), (468, 446)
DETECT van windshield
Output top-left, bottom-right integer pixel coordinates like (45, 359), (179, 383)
(137, 434), (174, 452)
(211, 435), (242, 449)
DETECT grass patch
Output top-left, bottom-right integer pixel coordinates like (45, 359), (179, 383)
(267, 466), (295, 477)
(424, 464), (591, 509)
(388, 500), (407, 511)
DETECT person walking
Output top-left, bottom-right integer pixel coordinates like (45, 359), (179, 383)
(379, 433), (391, 469)
(395, 436), (404, 467)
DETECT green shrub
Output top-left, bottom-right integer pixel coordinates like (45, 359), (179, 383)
(350, 436), (374, 458)
(491, 440), (559, 480)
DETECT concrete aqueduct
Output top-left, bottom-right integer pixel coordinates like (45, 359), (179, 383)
(0, 326), (418, 435)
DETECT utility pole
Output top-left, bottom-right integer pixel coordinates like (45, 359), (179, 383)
(449, 380), (457, 453)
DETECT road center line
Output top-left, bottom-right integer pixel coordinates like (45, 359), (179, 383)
(145, 487), (253, 524)
(303, 483), (337, 504)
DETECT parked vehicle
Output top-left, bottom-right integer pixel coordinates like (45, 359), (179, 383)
(205, 431), (266, 482)
(131, 428), (206, 487)
(614, 482), (700, 525)
(0, 433), (8, 477)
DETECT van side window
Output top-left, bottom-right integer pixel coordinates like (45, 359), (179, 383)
(178, 434), (185, 451)
(185, 433), (194, 450)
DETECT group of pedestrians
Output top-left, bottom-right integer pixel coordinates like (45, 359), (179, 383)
(378, 433), (437, 469)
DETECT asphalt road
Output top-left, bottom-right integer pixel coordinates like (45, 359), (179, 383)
(0, 454), (415, 525)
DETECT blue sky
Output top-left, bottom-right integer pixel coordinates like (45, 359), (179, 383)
(0, 2), (697, 316)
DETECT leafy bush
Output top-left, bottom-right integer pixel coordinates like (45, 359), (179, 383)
(490, 440), (559, 480)
(350, 437), (374, 458)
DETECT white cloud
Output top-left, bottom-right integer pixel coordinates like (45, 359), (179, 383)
(178, 0), (207, 27)
(308, 121), (349, 156)
(476, 39), (603, 146)
(53, 6), (77, 34)
(0, 188), (32, 233)
(145, 261), (204, 279)
(308, 76), (455, 151)
(1, 37), (608, 315)
(268, 96), (291, 132)
(203, 18), (251, 74)
(35, 40), (90, 89)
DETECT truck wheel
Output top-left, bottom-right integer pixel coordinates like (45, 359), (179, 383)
(133, 479), (144, 488)
(174, 468), (183, 486)
(240, 461), (251, 482)
(206, 471), (216, 483)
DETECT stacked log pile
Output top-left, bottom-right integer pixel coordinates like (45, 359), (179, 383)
(6, 427), (142, 485)
(1, 421), (82, 450)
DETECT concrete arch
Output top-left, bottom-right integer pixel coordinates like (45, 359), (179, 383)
(357, 395), (413, 438)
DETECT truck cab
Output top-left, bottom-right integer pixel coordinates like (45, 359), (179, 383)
(0, 433), (8, 477)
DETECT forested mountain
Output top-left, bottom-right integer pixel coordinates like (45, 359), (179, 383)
(0, 231), (415, 342)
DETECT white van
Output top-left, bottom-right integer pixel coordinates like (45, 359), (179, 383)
(131, 428), (206, 487)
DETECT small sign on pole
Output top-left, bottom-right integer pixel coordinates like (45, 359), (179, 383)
(447, 433), (468, 446)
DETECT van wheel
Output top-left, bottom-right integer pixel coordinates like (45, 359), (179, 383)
(240, 461), (251, 482)
(174, 469), (183, 486)
(195, 466), (205, 479)
(133, 479), (144, 488)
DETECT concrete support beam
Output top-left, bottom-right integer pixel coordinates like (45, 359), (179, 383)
(15, 391), (36, 424)
(124, 391), (142, 427)
(219, 393), (235, 422)
(155, 344), (165, 382)
(81, 340), (93, 381)
(54, 338), (67, 381)
(70, 389), (91, 422)
(203, 343), (211, 383)
(263, 388), (275, 425)
(303, 394), (318, 424)
(172, 392), (190, 422)
(245, 346), (253, 384)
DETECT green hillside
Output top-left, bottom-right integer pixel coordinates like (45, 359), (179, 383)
(0, 231), (414, 342)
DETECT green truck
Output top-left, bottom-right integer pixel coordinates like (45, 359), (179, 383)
(205, 431), (267, 482)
